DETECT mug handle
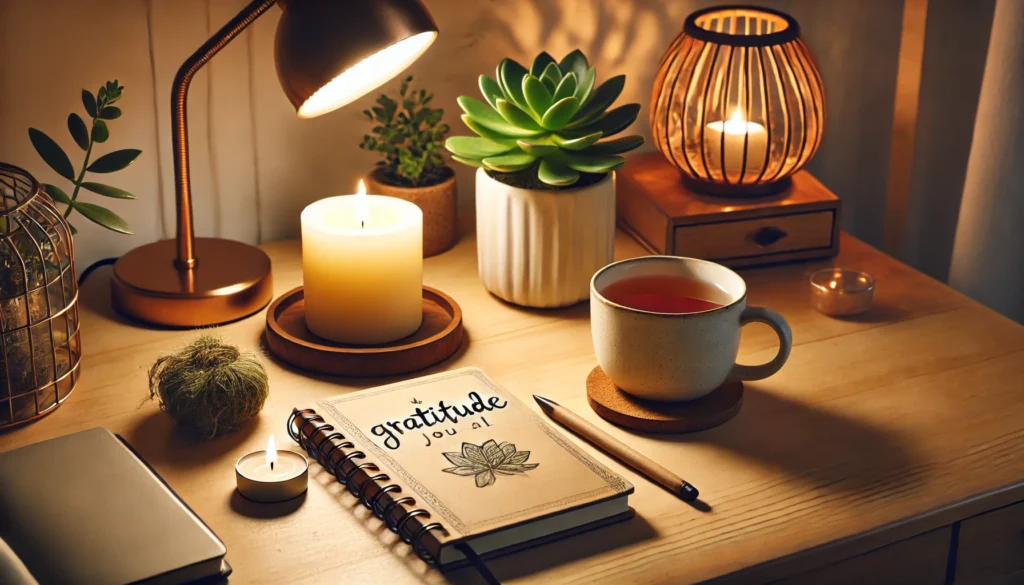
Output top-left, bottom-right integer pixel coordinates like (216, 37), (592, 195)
(729, 307), (793, 381)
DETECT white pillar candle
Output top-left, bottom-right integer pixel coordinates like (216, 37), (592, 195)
(301, 180), (423, 345)
(704, 111), (769, 180)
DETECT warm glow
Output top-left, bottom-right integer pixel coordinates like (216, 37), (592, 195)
(356, 179), (369, 227)
(829, 280), (837, 290)
(298, 32), (437, 119)
(266, 434), (277, 469)
(709, 110), (766, 136)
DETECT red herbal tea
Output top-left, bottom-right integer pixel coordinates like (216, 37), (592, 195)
(600, 274), (725, 314)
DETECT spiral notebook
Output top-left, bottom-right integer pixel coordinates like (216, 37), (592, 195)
(289, 368), (634, 567)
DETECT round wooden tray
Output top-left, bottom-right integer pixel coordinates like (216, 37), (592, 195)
(586, 366), (742, 433)
(265, 286), (463, 377)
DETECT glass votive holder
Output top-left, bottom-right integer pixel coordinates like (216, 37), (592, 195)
(810, 268), (875, 317)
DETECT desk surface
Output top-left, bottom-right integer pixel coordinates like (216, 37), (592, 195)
(2, 231), (1023, 584)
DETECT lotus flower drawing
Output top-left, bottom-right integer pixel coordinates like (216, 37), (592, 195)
(442, 440), (539, 488)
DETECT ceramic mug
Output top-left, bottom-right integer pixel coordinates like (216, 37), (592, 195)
(590, 256), (792, 401)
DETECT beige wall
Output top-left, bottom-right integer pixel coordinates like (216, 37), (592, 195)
(1, 0), (903, 269)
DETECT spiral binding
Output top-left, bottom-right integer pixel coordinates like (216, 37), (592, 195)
(288, 408), (449, 564)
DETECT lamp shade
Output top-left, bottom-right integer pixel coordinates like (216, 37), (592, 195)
(650, 6), (825, 196)
(276, 0), (438, 119)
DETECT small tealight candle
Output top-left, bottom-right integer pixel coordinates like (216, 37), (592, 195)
(235, 435), (309, 503)
(810, 268), (875, 317)
(705, 110), (769, 179)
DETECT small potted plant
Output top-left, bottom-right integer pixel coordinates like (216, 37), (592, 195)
(445, 50), (643, 308)
(361, 76), (456, 257)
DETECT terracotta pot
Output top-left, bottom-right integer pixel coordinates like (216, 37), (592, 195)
(365, 168), (458, 257)
(475, 168), (616, 308)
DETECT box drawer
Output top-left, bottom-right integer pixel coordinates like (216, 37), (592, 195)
(673, 211), (836, 260)
(955, 501), (1024, 584)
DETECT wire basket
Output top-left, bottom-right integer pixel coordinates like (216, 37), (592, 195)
(0, 163), (81, 429)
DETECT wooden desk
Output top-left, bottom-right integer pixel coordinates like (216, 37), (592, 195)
(2, 232), (1023, 584)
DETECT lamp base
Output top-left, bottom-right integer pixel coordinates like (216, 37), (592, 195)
(111, 238), (273, 328)
(681, 175), (792, 198)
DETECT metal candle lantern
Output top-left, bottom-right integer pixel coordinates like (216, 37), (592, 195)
(0, 163), (81, 429)
(650, 5), (825, 196)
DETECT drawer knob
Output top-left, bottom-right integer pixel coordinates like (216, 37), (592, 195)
(750, 226), (789, 248)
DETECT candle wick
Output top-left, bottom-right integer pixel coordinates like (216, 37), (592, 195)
(361, 220), (364, 229)
(270, 461), (274, 471)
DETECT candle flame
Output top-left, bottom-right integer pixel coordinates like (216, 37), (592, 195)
(266, 434), (277, 471)
(357, 179), (368, 228)
(729, 110), (745, 124)
(829, 280), (837, 290)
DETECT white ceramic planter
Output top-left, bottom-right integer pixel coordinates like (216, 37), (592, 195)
(475, 168), (616, 308)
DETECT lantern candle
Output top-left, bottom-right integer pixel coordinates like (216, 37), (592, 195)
(301, 180), (423, 345)
(705, 111), (768, 180)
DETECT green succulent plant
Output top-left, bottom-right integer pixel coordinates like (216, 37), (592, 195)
(445, 50), (643, 188)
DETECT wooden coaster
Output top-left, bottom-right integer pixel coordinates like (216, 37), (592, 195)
(586, 367), (742, 433)
(265, 286), (463, 377)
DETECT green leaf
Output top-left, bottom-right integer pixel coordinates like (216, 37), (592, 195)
(28, 128), (75, 180)
(522, 76), (553, 118)
(563, 104), (640, 138)
(538, 159), (580, 186)
(552, 132), (603, 150)
(539, 62), (562, 92)
(569, 75), (626, 124)
(479, 75), (504, 109)
(82, 90), (97, 118)
(445, 136), (516, 158)
(457, 96), (540, 137)
(541, 97), (580, 130)
(497, 58), (530, 110)
(580, 135), (645, 155)
(495, 99), (543, 131)
(86, 148), (141, 173)
(450, 154), (484, 168)
(79, 182), (136, 199)
(42, 183), (72, 205)
(67, 113), (89, 151)
(72, 201), (132, 234)
(574, 67), (597, 105)
(515, 139), (557, 156)
(482, 152), (536, 172)
(460, 114), (518, 141)
(91, 119), (109, 143)
(552, 73), (577, 103)
(558, 49), (590, 82)
(68, 222), (78, 235)
(530, 51), (557, 77)
(99, 106), (121, 120)
(565, 153), (626, 173)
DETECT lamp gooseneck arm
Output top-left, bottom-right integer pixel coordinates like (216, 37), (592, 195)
(171, 0), (278, 270)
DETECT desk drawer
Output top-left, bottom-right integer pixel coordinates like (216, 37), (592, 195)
(673, 211), (836, 262)
(955, 501), (1024, 584)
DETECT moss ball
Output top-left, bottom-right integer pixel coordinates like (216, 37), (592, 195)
(148, 335), (268, 439)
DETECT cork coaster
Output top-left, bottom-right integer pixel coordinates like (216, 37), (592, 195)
(586, 367), (743, 433)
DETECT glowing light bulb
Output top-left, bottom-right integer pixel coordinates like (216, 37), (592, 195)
(357, 180), (369, 228)
(266, 434), (277, 471)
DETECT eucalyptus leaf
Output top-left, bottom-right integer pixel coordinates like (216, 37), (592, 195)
(541, 97), (580, 130)
(99, 106), (121, 120)
(42, 183), (72, 205)
(72, 201), (132, 234)
(67, 114), (89, 150)
(82, 90), (97, 118)
(91, 119), (109, 143)
(79, 181), (136, 199)
(86, 148), (141, 173)
(538, 158), (579, 186)
(28, 128), (75, 180)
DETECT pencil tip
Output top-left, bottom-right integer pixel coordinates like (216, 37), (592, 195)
(533, 395), (558, 412)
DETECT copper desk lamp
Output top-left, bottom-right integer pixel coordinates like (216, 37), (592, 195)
(110, 0), (438, 327)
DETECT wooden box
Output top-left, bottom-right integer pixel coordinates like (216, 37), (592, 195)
(617, 152), (841, 268)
